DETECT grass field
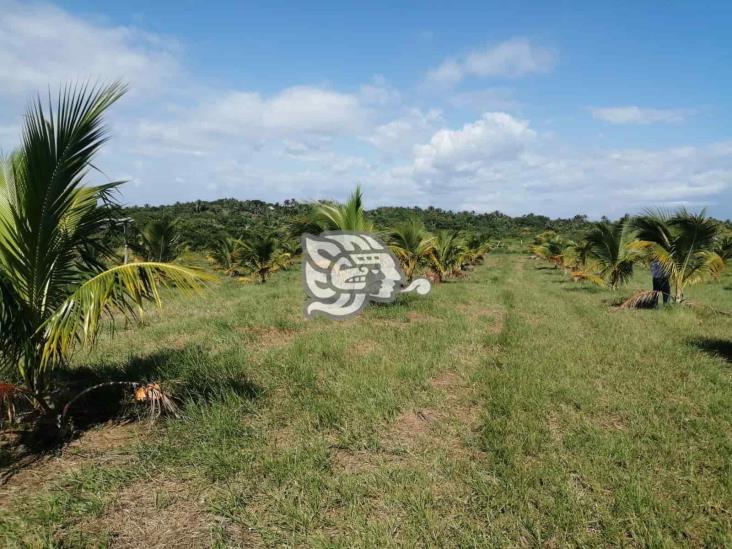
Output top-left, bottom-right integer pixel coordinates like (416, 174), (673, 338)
(1, 253), (731, 547)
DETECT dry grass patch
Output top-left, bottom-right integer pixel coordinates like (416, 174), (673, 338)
(80, 476), (217, 548)
(1, 422), (140, 506)
(456, 304), (505, 333)
(236, 326), (297, 348)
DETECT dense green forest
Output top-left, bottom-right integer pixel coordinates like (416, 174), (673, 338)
(121, 197), (601, 250)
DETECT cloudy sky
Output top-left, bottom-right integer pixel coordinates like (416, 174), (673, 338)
(1, 1), (731, 218)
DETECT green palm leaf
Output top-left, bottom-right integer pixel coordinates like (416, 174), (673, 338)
(312, 185), (375, 232)
(41, 262), (209, 368)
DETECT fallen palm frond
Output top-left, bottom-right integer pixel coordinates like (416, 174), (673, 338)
(616, 290), (661, 309)
(568, 270), (605, 286)
(60, 380), (179, 425)
(0, 382), (31, 425)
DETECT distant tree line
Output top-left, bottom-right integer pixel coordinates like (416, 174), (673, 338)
(119, 197), (608, 250)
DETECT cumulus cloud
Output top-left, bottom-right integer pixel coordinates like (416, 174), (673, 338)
(0, 0), (179, 98)
(425, 38), (556, 86)
(366, 108), (443, 157)
(411, 113), (535, 178)
(0, 3), (727, 218)
(136, 86), (370, 154)
(396, 114), (732, 216)
(590, 106), (695, 125)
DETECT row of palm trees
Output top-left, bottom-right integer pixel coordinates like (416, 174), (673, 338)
(207, 187), (493, 284)
(531, 210), (731, 303)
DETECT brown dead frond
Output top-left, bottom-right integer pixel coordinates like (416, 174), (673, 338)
(61, 381), (179, 425)
(617, 290), (661, 309)
(569, 270), (605, 286)
(134, 382), (180, 420)
(0, 383), (32, 426)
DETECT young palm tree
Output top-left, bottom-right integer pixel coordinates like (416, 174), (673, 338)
(565, 239), (594, 269)
(208, 235), (243, 276)
(429, 230), (466, 282)
(530, 235), (566, 268)
(239, 232), (290, 283)
(132, 217), (180, 262)
(585, 220), (640, 289)
(312, 185), (374, 232)
(0, 84), (206, 410)
(462, 233), (492, 267)
(714, 233), (732, 262)
(388, 219), (435, 281)
(631, 209), (724, 302)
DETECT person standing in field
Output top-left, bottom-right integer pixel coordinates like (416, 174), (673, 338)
(651, 260), (671, 306)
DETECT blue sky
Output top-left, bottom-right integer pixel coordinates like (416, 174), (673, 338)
(1, 1), (731, 218)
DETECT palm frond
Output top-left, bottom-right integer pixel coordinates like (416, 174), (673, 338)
(312, 185), (374, 232)
(41, 262), (210, 368)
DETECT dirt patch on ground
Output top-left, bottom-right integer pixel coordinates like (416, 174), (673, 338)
(405, 311), (433, 322)
(457, 304), (505, 334)
(389, 409), (438, 443)
(330, 447), (407, 475)
(0, 422), (140, 507)
(427, 369), (483, 438)
(430, 371), (461, 390)
(546, 411), (562, 442)
(349, 339), (379, 358)
(237, 326), (297, 348)
(80, 476), (220, 548)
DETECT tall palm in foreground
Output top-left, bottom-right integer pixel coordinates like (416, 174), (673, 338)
(132, 217), (181, 262)
(389, 219), (435, 281)
(631, 209), (724, 302)
(239, 232), (290, 283)
(0, 84), (205, 410)
(312, 185), (375, 232)
(585, 220), (640, 289)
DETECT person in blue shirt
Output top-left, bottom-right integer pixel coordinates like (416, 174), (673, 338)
(651, 260), (671, 306)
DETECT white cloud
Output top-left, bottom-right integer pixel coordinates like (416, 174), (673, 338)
(396, 113), (732, 216)
(0, 0), (179, 98)
(367, 108), (443, 157)
(426, 38), (556, 86)
(590, 106), (695, 125)
(411, 113), (535, 178)
(0, 2), (727, 218)
(359, 75), (401, 106)
(136, 86), (369, 153)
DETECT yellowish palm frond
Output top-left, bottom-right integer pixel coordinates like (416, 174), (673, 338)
(41, 262), (211, 368)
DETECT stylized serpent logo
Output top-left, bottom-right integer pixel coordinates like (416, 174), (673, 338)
(301, 231), (431, 320)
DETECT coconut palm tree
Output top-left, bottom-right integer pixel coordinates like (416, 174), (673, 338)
(131, 217), (180, 262)
(239, 232), (290, 283)
(530, 234), (566, 268)
(565, 239), (593, 269)
(631, 209), (724, 302)
(462, 233), (492, 267)
(585, 220), (640, 289)
(388, 219), (435, 281)
(209, 236), (242, 276)
(714, 233), (732, 262)
(0, 84), (206, 411)
(312, 185), (374, 232)
(429, 230), (466, 282)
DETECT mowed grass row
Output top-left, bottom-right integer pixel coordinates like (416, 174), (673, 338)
(1, 254), (730, 547)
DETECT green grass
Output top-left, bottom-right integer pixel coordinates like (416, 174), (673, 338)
(1, 255), (731, 547)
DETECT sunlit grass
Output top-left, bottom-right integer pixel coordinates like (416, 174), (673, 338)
(1, 254), (730, 547)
